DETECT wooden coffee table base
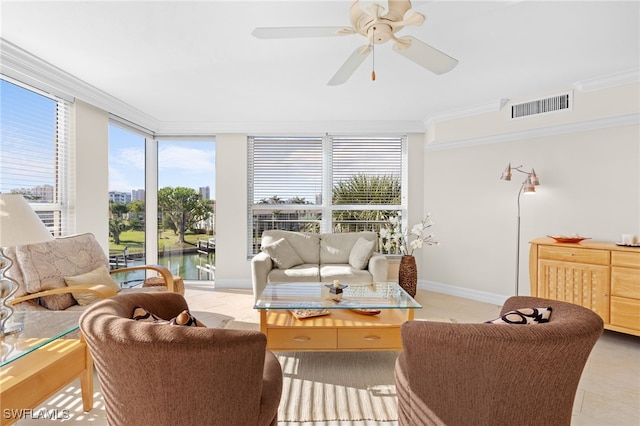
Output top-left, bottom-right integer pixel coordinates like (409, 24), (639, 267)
(259, 308), (414, 352)
(0, 338), (93, 425)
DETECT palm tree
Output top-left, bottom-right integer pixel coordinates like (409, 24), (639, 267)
(332, 174), (401, 232)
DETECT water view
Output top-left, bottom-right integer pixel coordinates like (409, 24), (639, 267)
(111, 251), (215, 288)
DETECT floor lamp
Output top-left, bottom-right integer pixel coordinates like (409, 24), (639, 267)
(500, 163), (540, 296)
(0, 194), (54, 336)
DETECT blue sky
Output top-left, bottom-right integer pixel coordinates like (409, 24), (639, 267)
(109, 125), (216, 198)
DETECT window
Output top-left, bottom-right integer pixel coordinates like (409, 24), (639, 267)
(157, 139), (216, 281)
(248, 135), (406, 255)
(0, 77), (71, 236)
(108, 123), (147, 285)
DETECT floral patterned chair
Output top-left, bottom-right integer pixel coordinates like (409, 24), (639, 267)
(6, 233), (175, 311)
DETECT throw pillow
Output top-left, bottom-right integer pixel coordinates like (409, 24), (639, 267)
(132, 306), (166, 323)
(132, 307), (206, 327)
(485, 307), (553, 325)
(348, 237), (376, 270)
(169, 310), (207, 327)
(64, 265), (122, 306)
(262, 238), (304, 269)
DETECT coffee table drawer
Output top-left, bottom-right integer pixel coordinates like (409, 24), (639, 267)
(268, 328), (337, 350)
(337, 328), (402, 350)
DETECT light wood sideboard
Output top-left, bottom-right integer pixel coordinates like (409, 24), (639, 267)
(529, 238), (640, 336)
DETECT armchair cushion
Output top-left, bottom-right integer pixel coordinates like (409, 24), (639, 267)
(348, 237), (376, 270)
(262, 238), (304, 269)
(65, 265), (122, 306)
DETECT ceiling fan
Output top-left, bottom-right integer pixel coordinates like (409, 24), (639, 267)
(252, 0), (458, 86)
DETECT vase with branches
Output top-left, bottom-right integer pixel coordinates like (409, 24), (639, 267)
(379, 214), (438, 297)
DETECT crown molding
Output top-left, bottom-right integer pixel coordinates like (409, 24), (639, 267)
(155, 120), (426, 136)
(573, 68), (640, 92)
(423, 99), (509, 129)
(0, 38), (160, 132)
(426, 113), (640, 152)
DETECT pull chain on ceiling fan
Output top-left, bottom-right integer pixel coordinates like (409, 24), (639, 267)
(371, 26), (376, 81)
(252, 0), (458, 85)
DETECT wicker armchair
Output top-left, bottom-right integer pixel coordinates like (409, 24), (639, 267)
(395, 296), (604, 426)
(6, 233), (175, 311)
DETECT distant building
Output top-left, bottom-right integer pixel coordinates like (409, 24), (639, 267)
(109, 191), (131, 204)
(12, 184), (54, 203)
(199, 186), (210, 200)
(132, 189), (145, 201)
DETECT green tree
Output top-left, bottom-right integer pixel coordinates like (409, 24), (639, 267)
(109, 202), (128, 218)
(109, 217), (129, 245)
(158, 187), (211, 243)
(128, 200), (145, 217)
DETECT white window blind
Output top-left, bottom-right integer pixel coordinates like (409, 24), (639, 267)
(330, 136), (403, 206)
(0, 77), (72, 236)
(249, 136), (323, 204)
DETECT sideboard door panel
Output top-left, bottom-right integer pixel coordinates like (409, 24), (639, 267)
(538, 259), (610, 323)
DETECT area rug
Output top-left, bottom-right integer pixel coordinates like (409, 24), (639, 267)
(224, 320), (399, 422)
(276, 350), (399, 422)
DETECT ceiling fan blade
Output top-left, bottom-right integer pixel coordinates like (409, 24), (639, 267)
(393, 36), (458, 75)
(327, 45), (372, 86)
(252, 27), (353, 39)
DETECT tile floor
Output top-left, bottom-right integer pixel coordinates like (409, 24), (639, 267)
(21, 283), (640, 425)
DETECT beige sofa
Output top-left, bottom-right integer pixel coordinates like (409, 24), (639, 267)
(251, 230), (388, 299)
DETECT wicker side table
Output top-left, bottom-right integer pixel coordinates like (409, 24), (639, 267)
(143, 275), (185, 295)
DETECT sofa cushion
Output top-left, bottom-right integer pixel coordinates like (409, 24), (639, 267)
(64, 265), (122, 306)
(349, 237), (376, 270)
(261, 230), (320, 264)
(320, 231), (377, 264)
(320, 264), (374, 284)
(268, 264), (320, 283)
(11, 233), (109, 310)
(262, 238), (304, 269)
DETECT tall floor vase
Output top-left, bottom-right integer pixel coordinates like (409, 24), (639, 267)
(398, 255), (418, 297)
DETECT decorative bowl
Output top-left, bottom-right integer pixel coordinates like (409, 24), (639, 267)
(547, 235), (590, 244)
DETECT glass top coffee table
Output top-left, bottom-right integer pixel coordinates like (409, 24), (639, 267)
(0, 311), (94, 425)
(254, 282), (421, 352)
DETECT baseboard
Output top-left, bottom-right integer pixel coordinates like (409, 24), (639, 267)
(212, 278), (252, 290)
(419, 280), (509, 306)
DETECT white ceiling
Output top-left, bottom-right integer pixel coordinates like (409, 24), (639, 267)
(1, 1), (639, 133)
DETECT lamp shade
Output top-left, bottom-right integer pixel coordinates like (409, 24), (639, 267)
(0, 194), (54, 247)
(500, 163), (512, 181)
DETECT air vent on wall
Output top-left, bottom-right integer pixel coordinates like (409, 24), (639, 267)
(511, 92), (571, 119)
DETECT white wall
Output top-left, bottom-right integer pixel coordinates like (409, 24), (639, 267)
(421, 82), (640, 305)
(73, 99), (110, 253)
(214, 133), (250, 288)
